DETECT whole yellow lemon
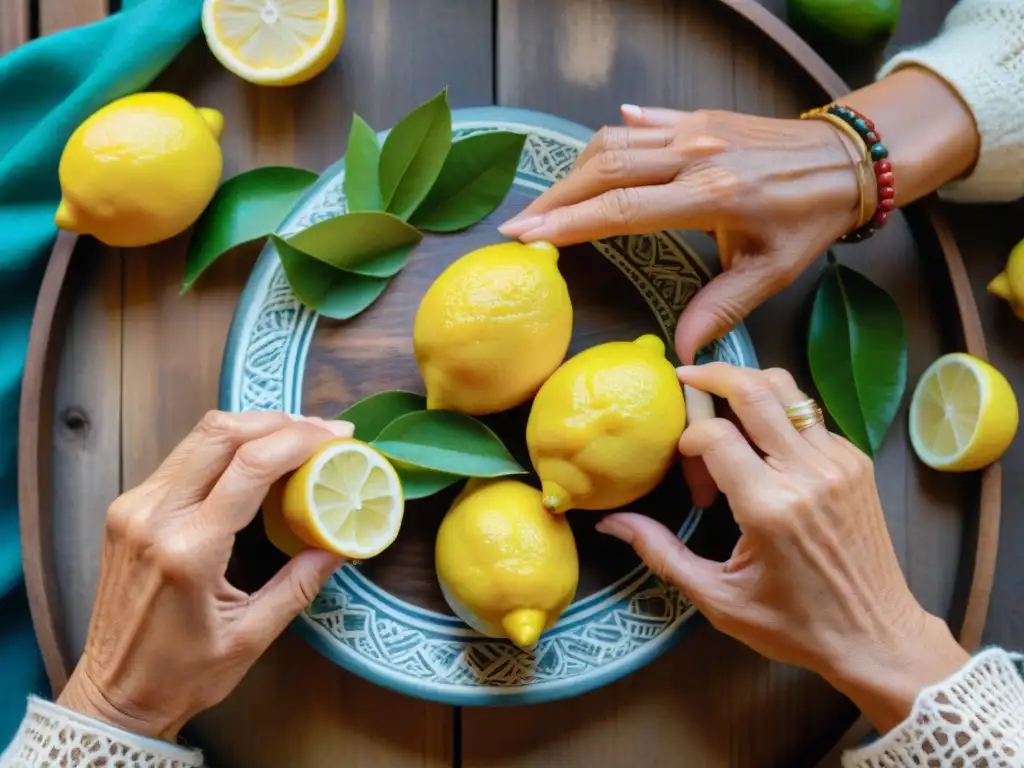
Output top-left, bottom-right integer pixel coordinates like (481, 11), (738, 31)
(56, 92), (224, 248)
(435, 479), (579, 651)
(527, 334), (686, 513)
(413, 241), (572, 415)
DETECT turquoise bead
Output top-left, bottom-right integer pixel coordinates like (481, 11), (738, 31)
(853, 118), (870, 134)
(870, 143), (889, 161)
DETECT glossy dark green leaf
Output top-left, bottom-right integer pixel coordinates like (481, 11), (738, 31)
(337, 390), (427, 441)
(182, 166), (318, 293)
(378, 88), (452, 220)
(371, 410), (524, 477)
(284, 211), (422, 278)
(808, 255), (907, 456)
(410, 131), (527, 232)
(272, 235), (389, 320)
(395, 464), (463, 500)
(344, 115), (382, 213)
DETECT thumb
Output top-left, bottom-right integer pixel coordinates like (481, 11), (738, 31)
(596, 512), (722, 609)
(246, 548), (346, 644)
(675, 258), (788, 364)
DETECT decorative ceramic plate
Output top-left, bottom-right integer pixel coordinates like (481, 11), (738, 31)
(221, 107), (758, 706)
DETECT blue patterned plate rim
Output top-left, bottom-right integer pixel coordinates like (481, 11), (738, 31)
(220, 106), (758, 706)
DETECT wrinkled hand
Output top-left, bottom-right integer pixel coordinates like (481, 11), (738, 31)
(58, 411), (353, 741)
(500, 106), (869, 364)
(597, 364), (968, 732)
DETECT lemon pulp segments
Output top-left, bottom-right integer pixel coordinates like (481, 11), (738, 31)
(909, 353), (1018, 472)
(203, 0), (345, 86)
(283, 440), (404, 558)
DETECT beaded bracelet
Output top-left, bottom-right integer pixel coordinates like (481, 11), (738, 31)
(801, 104), (895, 243)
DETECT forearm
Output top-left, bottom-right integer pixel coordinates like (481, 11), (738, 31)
(842, 67), (980, 208)
(820, 609), (970, 733)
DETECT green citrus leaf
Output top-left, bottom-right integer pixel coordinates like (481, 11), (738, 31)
(272, 235), (389, 320)
(410, 131), (527, 232)
(396, 464), (463, 500)
(344, 115), (382, 213)
(378, 88), (452, 219)
(808, 255), (907, 457)
(182, 166), (318, 293)
(371, 410), (524, 477)
(337, 390), (427, 442)
(284, 211), (422, 278)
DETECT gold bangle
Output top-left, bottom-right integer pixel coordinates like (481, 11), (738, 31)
(800, 108), (872, 229)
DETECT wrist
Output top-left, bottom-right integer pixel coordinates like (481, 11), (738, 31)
(58, 662), (181, 743)
(821, 608), (970, 734)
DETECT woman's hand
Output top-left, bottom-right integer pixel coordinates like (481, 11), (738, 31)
(597, 364), (969, 733)
(500, 106), (866, 364)
(57, 411), (353, 742)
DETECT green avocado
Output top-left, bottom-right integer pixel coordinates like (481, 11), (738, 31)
(787, 0), (900, 48)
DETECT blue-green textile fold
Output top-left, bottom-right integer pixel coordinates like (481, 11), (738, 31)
(0, 0), (202, 743)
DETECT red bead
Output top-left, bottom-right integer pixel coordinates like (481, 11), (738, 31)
(864, 119), (875, 131)
(875, 160), (892, 175)
(878, 172), (895, 186)
(880, 186), (895, 199)
(865, 131), (879, 144)
(873, 210), (890, 227)
(879, 199), (896, 212)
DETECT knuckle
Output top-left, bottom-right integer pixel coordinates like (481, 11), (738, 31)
(151, 535), (197, 581)
(600, 187), (642, 225)
(732, 376), (773, 408)
(231, 442), (276, 482)
(764, 367), (798, 394)
(595, 149), (630, 178)
(289, 570), (320, 608)
(197, 409), (240, 439)
(594, 125), (625, 151)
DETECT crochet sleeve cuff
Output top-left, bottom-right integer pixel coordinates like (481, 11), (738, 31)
(877, 0), (1024, 203)
(0, 696), (204, 768)
(842, 647), (1024, 767)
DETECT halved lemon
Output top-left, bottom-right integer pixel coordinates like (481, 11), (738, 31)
(202, 0), (346, 86)
(909, 353), (1018, 472)
(281, 439), (404, 558)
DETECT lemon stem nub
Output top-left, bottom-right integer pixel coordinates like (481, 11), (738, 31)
(54, 200), (77, 231)
(197, 108), (225, 140)
(541, 481), (570, 513)
(633, 333), (666, 357)
(502, 608), (547, 651)
(988, 271), (1013, 302)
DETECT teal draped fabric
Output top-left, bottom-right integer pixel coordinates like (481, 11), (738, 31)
(0, 0), (201, 742)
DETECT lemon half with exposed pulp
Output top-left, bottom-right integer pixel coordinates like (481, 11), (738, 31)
(281, 439), (404, 558)
(909, 353), (1018, 472)
(203, 0), (346, 86)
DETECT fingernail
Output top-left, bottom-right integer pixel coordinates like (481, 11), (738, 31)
(325, 420), (354, 437)
(595, 517), (634, 544)
(621, 104), (644, 120)
(675, 365), (696, 376)
(499, 214), (545, 237)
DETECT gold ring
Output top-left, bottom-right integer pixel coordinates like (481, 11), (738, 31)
(785, 398), (824, 432)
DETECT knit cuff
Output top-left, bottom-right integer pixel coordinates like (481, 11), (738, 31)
(877, 0), (1024, 203)
(0, 696), (203, 767)
(842, 647), (1024, 767)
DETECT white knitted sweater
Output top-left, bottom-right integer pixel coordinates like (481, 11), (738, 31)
(878, 0), (1024, 203)
(2, 1), (1024, 766)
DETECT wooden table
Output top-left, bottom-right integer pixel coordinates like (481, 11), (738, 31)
(6, 0), (1024, 766)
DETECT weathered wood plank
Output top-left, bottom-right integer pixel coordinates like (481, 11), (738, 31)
(0, 0), (29, 54)
(476, 1), (964, 765)
(117, 1), (492, 763)
(42, 0), (122, 674)
(40, 0), (107, 35)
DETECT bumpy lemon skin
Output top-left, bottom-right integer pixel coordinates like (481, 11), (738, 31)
(435, 479), (579, 651)
(413, 241), (573, 416)
(56, 93), (223, 248)
(526, 334), (686, 513)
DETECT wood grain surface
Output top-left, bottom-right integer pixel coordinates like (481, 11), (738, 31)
(19, 0), (1024, 766)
